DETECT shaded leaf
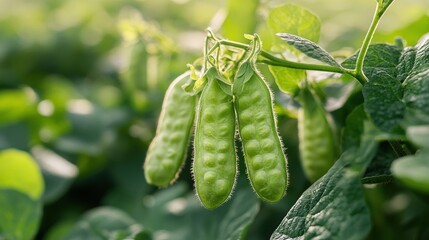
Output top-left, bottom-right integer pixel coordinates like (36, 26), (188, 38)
(64, 207), (145, 240)
(406, 125), (429, 148)
(391, 149), (429, 194)
(267, 3), (321, 52)
(377, 0), (395, 16)
(271, 124), (378, 240)
(398, 35), (429, 122)
(362, 142), (396, 184)
(342, 105), (366, 151)
(0, 189), (42, 240)
(276, 33), (342, 68)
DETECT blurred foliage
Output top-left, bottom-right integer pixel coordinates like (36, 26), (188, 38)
(0, 0), (429, 239)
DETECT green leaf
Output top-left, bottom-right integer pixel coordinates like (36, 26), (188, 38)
(363, 70), (405, 133)
(402, 37), (429, 115)
(118, 178), (260, 240)
(0, 149), (44, 200)
(64, 207), (146, 240)
(221, 0), (258, 42)
(342, 105), (366, 151)
(271, 124), (378, 240)
(267, 3), (321, 52)
(406, 125), (429, 148)
(362, 142), (396, 184)
(266, 3), (320, 95)
(276, 33), (342, 68)
(396, 47), (416, 82)
(341, 44), (402, 79)
(31, 146), (78, 203)
(0, 189), (42, 240)
(391, 149), (429, 194)
(0, 88), (34, 126)
(268, 66), (306, 95)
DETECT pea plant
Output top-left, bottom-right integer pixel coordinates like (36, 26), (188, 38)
(144, 0), (429, 238)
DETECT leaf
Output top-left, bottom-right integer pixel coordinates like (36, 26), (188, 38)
(267, 3), (321, 52)
(266, 3), (320, 95)
(391, 149), (429, 194)
(64, 207), (146, 240)
(216, 186), (260, 240)
(0, 189), (42, 240)
(396, 47), (416, 82)
(342, 44), (406, 133)
(402, 36), (429, 115)
(221, 0), (259, 42)
(342, 105), (366, 151)
(31, 146), (78, 203)
(276, 33), (342, 68)
(0, 149), (44, 200)
(0, 88), (34, 126)
(406, 125), (429, 148)
(268, 66), (306, 95)
(271, 124), (378, 240)
(363, 70), (405, 133)
(341, 43), (402, 79)
(362, 142), (396, 184)
(114, 177), (260, 240)
(377, 0), (395, 17)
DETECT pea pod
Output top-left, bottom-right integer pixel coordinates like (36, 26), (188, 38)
(144, 72), (196, 187)
(193, 67), (237, 209)
(298, 86), (337, 182)
(234, 61), (288, 203)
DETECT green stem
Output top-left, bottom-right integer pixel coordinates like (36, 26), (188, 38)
(354, 2), (383, 84)
(218, 39), (351, 75)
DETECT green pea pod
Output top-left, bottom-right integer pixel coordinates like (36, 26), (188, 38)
(193, 67), (237, 209)
(234, 61), (288, 203)
(298, 86), (337, 182)
(144, 72), (196, 187)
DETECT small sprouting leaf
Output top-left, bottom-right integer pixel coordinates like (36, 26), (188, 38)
(391, 149), (429, 194)
(363, 70), (405, 133)
(271, 123), (378, 240)
(0, 189), (42, 240)
(276, 33), (342, 68)
(377, 0), (395, 17)
(64, 207), (145, 240)
(267, 3), (321, 52)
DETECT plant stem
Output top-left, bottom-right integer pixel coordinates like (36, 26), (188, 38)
(218, 39), (351, 75)
(354, 2), (383, 84)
